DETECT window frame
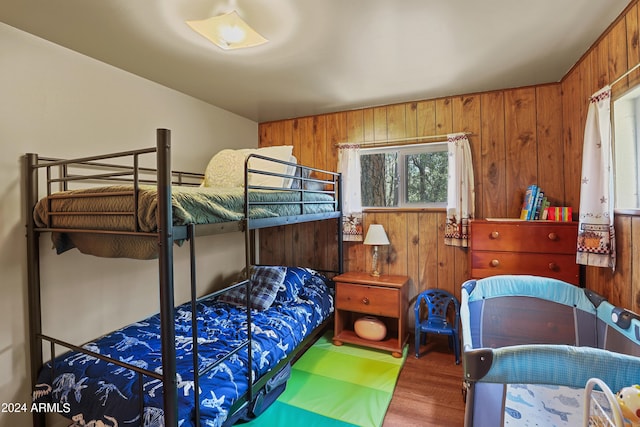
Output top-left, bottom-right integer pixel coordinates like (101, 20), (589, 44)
(613, 85), (640, 214)
(360, 141), (448, 209)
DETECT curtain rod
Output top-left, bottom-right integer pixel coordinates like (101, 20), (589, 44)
(335, 131), (472, 148)
(611, 62), (640, 87)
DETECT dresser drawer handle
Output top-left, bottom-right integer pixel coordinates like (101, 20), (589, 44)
(362, 297), (370, 305)
(548, 262), (558, 271)
(548, 232), (558, 241)
(490, 259), (500, 267)
(490, 231), (499, 239)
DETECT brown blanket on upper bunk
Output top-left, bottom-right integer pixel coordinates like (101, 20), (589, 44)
(33, 185), (335, 259)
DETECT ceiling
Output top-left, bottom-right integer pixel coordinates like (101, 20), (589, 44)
(0, 0), (631, 123)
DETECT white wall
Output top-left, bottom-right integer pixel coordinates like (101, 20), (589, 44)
(0, 23), (257, 427)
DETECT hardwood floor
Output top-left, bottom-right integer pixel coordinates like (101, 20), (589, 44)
(383, 335), (465, 427)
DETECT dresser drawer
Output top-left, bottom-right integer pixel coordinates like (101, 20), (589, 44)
(335, 283), (399, 317)
(470, 252), (579, 284)
(471, 222), (577, 254)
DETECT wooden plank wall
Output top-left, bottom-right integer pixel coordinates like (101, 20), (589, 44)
(561, 0), (640, 312)
(259, 0), (640, 314)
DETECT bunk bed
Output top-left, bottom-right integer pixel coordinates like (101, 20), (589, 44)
(24, 128), (343, 427)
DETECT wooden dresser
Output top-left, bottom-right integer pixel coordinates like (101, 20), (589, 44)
(469, 219), (580, 285)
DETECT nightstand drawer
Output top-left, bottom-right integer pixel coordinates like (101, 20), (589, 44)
(336, 283), (399, 317)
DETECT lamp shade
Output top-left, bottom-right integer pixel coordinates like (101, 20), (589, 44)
(363, 224), (390, 246)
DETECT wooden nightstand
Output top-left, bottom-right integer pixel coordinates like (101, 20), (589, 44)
(332, 272), (409, 358)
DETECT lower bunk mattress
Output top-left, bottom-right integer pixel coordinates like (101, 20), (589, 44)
(33, 267), (334, 427)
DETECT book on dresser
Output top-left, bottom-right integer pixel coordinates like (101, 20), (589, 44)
(520, 185), (538, 220)
(532, 190), (544, 220)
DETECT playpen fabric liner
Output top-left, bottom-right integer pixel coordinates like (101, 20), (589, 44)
(34, 273), (334, 427)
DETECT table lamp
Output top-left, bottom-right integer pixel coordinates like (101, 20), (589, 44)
(363, 224), (390, 277)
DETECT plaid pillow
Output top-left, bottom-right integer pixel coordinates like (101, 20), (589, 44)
(219, 266), (286, 311)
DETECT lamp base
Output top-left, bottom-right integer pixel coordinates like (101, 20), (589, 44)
(371, 245), (381, 277)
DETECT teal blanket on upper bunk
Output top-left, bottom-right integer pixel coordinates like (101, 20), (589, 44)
(33, 185), (335, 259)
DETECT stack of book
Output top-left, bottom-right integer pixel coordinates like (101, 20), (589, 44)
(520, 184), (572, 221)
(546, 206), (572, 221)
(520, 184), (550, 220)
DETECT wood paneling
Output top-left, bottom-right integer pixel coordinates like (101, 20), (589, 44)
(417, 100), (437, 137)
(505, 87), (538, 218)
(479, 92), (506, 218)
(536, 85), (564, 206)
(595, 34), (611, 90)
(418, 212), (442, 296)
(627, 5), (640, 89)
(387, 104), (406, 140)
(259, 0), (640, 311)
(610, 16), (629, 96)
(565, 0), (640, 308)
(633, 216), (640, 313)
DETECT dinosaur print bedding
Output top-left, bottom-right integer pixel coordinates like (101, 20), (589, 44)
(33, 268), (334, 427)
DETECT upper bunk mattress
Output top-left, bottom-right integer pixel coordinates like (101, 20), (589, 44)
(33, 268), (334, 427)
(33, 185), (336, 258)
(34, 184), (336, 231)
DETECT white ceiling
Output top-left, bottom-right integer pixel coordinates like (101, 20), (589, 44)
(0, 0), (631, 123)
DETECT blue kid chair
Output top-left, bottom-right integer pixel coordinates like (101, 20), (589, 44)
(414, 288), (460, 364)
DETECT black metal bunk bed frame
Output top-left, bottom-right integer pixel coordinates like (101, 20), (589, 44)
(24, 128), (343, 427)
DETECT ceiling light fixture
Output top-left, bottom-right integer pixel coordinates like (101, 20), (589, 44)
(187, 10), (268, 50)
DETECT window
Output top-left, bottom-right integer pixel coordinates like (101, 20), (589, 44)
(613, 86), (640, 210)
(360, 142), (448, 208)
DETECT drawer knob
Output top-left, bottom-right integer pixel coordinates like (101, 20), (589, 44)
(490, 231), (500, 239)
(548, 232), (558, 241)
(490, 259), (500, 267)
(548, 262), (558, 271)
(362, 297), (370, 305)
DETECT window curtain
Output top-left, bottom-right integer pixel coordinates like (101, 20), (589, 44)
(445, 133), (475, 247)
(338, 144), (363, 241)
(577, 86), (616, 270)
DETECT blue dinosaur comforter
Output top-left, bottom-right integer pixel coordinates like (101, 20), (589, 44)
(34, 270), (334, 427)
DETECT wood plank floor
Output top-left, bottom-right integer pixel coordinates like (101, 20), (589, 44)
(383, 335), (465, 427)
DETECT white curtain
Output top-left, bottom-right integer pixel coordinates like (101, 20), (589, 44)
(577, 86), (616, 270)
(445, 133), (475, 247)
(338, 144), (363, 241)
